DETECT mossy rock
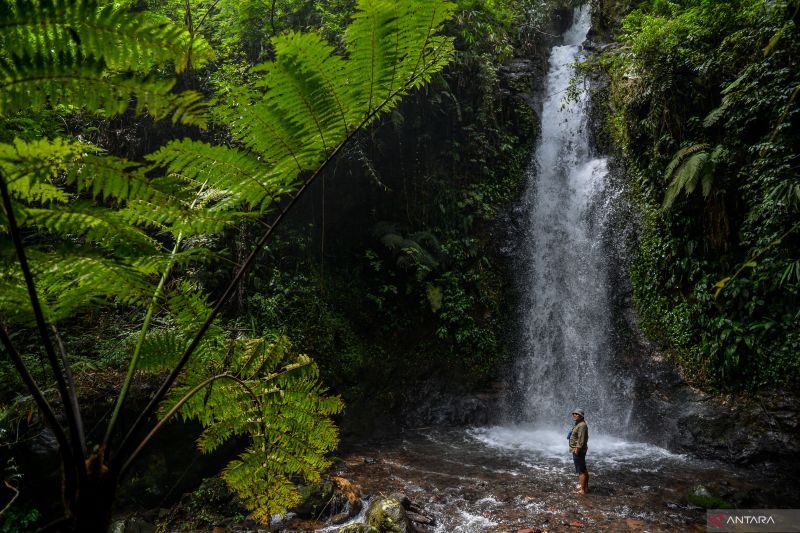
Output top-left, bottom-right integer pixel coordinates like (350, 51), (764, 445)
(688, 485), (733, 509)
(338, 524), (380, 533)
(367, 498), (410, 533)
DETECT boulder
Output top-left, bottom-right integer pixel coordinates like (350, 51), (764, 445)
(367, 497), (412, 533)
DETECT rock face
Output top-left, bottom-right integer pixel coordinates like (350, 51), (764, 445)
(623, 330), (800, 467)
(402, 378), (505, 428)
(600, 208), (800, 467)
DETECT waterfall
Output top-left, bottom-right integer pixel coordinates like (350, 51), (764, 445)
(510, 5), (628, 433)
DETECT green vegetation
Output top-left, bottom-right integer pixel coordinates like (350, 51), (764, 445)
(599, 0), (800, 387)
(0, 0), (454, 529)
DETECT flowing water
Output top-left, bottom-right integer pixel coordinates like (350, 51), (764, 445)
(292, 6), (799, 533)
(508, 4), (627, 433)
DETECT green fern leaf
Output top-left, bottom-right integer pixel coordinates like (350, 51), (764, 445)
(0, 0), (213, 72)
(662, 143), (712, 210)
(147, 139), (279, 212)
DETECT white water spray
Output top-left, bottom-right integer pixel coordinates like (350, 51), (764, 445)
(510, 5), (628, 433)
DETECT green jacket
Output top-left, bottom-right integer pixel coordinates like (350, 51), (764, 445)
(569, 420), (588, 453)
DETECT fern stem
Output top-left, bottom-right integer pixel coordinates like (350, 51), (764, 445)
(104, 183), (207, 450)
(102, 245), (176, 449)
(50, 325), (85, 455)
(119, 373), (259, 476)
(112, 55), (444, 474)
(0, 173), (87, 476)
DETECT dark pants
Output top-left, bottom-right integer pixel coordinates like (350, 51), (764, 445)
(573, 450), (587, 474)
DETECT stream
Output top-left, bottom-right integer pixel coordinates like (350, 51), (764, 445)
(326, 427), (797, 532)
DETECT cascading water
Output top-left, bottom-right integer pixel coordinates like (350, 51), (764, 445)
(509, 4), (627, 432)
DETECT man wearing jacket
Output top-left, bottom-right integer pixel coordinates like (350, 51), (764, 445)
(569, 408), (589, 495)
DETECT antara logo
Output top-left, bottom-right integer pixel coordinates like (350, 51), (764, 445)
(708, 511), (777, 528)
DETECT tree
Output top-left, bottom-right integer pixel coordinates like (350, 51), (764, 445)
(0, 0), (455, 530)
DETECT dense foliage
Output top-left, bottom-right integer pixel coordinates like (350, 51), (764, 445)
(600, 0), (800, 387)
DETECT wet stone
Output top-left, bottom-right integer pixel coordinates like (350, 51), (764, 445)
(338, 524), (380, 533)
(367, 497), (411, 533)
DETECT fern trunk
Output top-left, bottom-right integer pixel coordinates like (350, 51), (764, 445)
(65, 452), (117, 533)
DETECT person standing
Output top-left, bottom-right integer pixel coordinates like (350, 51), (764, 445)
(568, 408), (589, 495)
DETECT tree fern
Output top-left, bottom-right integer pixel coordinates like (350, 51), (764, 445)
(662, 143), (718, 210)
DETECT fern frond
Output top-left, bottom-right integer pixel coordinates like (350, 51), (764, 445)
(662, 143), (715, 210)
(152, 332), (342, 524)
(253, 32), (350, 153)
(344, 0), (456, 118)
(214, 0), (455, 212)
(663, 152), (710, 210)
(147, 139), (279, 212)
(0, 53), (207, 125)
(137, 329), (189, 371)
(0, 0), (213, 73)
(67, 155), (162, 203)
(120, 199), (246, 237)
(22, 203), (162, 252)
(663, 143), (709, 181)
(0, 138), (87, 197)
(5, 249), (154, 323)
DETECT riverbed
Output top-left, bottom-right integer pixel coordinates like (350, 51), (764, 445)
(312, 426), (798, 532)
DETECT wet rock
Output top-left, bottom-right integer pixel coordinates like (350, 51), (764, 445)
(295, 480), (334, 518)
(330, 475), (364, 518)
(331, 511), (350, 524)
(367, 497), (412, 533)
(611, 307), (800, 468)
(406, 511), (432, 525)
(338, 524), (380, 533)
(349, 498), (364, 517)
(402, 379), (504, 428)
